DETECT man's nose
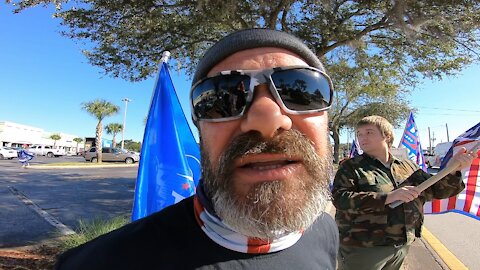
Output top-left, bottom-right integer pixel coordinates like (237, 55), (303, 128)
(240, 85), (292, 138)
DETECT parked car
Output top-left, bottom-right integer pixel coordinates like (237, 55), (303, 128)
(0, 147), (17, 159)
(9, 147), (23, 157)
(84, 147), (140, 164)
(28, 144), (66, 157)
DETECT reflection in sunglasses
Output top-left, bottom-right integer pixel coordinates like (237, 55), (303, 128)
(191, 66), (333, 122)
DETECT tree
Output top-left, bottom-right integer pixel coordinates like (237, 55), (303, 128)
(73, 137), (84, 154)
(9, 0), (480, 161)
(123, 139), (142, 152)
(82, 99), (120, 163)
(49, 133), (61, 147)
(327, 51), (411, 162)
(9, 1), (478, 81)
(105, 123), (123, 148)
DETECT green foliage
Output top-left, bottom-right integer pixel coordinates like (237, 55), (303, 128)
(60, 216), (128, 251)
(8, 1), (479, 81)
(81, 99), (120, 163)
(49, 133), (61, 147)
(82, 99), (120, 121)
(105, 122), (123, 147)
(9, 0), (480, 162)
(73, 137), (84, 153)
(327, 52), (412, 162)
(123, 139), (141, 152)
(49, 133), (61, 141)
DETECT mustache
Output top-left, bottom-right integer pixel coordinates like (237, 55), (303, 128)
(218, 130), (317, 165)
(201, 129), (316, 184)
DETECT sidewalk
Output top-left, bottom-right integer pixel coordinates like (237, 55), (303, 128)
(405, 237), (447, 270)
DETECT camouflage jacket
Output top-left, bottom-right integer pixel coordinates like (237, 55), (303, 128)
(332, 153), (464, 247)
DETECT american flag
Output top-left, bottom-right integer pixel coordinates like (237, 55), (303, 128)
(424, 121), (480, 220)
(398, 112), (427, 172)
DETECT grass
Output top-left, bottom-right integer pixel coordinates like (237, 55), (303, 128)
(60, 216), (129, 251)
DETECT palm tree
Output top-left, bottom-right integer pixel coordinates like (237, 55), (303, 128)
(105, 123), (123, 148)
(73, 137), (84, 155)
(49, 134), (61, 147)
(82, 99), (120, 163)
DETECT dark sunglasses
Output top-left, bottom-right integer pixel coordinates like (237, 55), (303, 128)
(190, 66), (334, 122)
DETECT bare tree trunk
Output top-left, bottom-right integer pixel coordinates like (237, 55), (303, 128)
(112, 134), (117, 148)
(96, 121), (103, 163)
(331, 126), (341, 164)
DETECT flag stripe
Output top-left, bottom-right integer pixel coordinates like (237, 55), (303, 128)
(424, 121), (480, 220)
(447, 196), (456, 211)
(193, 197), (205, 226)
(432, 199), (441, 212)
(464, 160), (479, 213)
(247, 238), (271, 254)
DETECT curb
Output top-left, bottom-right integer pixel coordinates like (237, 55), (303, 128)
(25, 164), (138, 169)
(422, 227), (468, 270)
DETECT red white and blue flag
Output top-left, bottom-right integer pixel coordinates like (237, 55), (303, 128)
(398, 112), (427, 172)
(349, 139), (362, 158)
(424, 121), (480, 220)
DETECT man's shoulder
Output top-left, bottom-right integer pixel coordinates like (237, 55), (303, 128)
(336, 155), (370, 172)
(309, 212), (338, 238)
(55, 197), (196, 270)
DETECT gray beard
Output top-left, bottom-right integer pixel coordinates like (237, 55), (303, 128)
(200, 129), (332, 240)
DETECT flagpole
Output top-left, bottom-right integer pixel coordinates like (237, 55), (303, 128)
(389, 141), (480, 208)
(161, 51), (171, 63)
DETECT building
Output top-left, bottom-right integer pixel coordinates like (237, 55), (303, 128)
(0, 121), (85, 155)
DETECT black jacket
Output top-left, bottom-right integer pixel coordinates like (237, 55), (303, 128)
(55, 196), (339, 270)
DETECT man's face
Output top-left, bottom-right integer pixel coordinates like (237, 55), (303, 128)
(356, 124), (389, 155)
(197, 47), (332, 239)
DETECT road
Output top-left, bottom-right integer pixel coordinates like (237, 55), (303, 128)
(0, 156), (136, 247)
(0, 157), (479, 269)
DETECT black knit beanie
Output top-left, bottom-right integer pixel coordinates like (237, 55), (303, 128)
(192, 28), (324, 85)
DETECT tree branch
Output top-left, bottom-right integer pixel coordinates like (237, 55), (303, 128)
(319, 17), (391, 55)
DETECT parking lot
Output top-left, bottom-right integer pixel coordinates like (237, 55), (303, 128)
(0, 157), (138, 248)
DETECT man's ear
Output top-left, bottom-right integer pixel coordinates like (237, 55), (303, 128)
(385, 135), (393, 146)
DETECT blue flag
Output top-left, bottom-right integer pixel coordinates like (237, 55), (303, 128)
(131, 62), (201, 221)
(398, 112), (427, 171)
(348, 139), (363, 158)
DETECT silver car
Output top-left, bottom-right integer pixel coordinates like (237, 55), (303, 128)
(84, 147), (140, 164)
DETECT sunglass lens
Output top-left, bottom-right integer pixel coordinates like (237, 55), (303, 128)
(271, 69), (331, 111)
(192, 74), (250, 120)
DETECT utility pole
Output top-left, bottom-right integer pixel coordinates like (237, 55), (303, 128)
(428, 127), (432, 155)
(431, 131), (436, 148)
(121, 98), (132, 150)
(446, 123), (450, 142)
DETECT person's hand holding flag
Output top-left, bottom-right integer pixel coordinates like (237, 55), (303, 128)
(386, 146), (478, 206)
(446, 146), (479, 174)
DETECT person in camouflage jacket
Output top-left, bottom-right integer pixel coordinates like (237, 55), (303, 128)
(332, 115), (476, 270)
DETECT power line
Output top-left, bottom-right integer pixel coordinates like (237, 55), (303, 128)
(416, 106), (480, 113)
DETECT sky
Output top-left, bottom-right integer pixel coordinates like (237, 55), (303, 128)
(1, 4), (479, 149)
